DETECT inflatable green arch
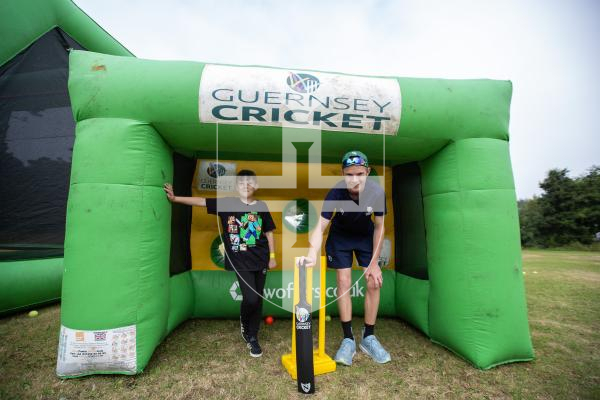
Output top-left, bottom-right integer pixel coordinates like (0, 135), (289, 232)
(57, 50), (533, 377)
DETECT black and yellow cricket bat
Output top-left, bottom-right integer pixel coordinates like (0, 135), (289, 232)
(295, 259), (315, 394)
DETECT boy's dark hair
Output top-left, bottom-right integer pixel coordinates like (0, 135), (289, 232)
(236, 170), (257, 184)
(237, 169), (257, 178)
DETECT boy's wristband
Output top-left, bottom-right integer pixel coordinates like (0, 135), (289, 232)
(269, 253), (276, 259)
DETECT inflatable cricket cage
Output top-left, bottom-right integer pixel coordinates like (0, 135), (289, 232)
(56, 50), (534, 377)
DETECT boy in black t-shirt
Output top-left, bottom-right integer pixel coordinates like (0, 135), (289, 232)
(164, 170), (276, 357)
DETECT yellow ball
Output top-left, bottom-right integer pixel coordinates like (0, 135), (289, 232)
(28, 310), (38, 318)
(325, 315), (331, 322)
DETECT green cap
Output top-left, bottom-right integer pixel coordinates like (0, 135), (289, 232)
(342, 151), (369, 168)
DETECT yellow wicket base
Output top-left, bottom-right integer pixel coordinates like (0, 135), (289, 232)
(281, 351), (336, 380)
(282, 257), (336, 379)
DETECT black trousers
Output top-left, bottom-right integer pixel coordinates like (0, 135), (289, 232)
(235, 268), (267, 338)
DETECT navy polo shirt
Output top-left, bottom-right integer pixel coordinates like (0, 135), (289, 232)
(321, 179), (387, 237)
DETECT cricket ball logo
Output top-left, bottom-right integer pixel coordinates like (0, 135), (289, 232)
(287, 72), (320, 94)
(206, 162), (227, 178)
(296, 307), (310, 323)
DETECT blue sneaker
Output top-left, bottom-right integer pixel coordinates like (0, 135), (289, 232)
(359, 331), (391, 364)
(334, 338), (356, 366)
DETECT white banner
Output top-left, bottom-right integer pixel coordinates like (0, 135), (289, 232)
(56, 324), (136, 376)
(199, 65), (401, 135)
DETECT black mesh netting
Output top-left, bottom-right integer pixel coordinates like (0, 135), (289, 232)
(0, 28), (85, 258)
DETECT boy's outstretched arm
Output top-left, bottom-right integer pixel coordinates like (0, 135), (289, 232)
(163, 183), (206, 207)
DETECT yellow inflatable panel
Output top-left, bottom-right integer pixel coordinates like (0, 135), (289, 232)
(190, 160), (394, 270)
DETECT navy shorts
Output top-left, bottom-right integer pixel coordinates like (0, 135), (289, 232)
(325, 231), (373, 269)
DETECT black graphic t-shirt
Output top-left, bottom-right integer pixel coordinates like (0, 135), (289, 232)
(206, 197), (276, 271)
(321, 179), (387, 237)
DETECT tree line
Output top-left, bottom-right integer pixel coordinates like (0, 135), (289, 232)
(518, 166), (600, 248)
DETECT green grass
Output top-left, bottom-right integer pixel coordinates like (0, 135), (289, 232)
(1, 250), (599, 399)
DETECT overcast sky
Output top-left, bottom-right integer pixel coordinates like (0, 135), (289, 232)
(75, 0), (599, 199)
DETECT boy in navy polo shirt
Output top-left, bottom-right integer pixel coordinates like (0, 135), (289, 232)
(301, 151), (391, 365)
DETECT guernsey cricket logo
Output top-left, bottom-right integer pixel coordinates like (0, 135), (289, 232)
(206, 162), (227, 178)
(287, 72), (320, 94)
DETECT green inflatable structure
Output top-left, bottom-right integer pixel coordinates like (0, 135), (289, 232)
(0, 0), (132, 316)
(56, 50), (534, 377)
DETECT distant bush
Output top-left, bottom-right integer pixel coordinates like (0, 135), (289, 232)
(522, 242), (600, 251)
(519, 166), (600, 248)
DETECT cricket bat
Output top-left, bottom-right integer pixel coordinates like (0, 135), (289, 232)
(295, 259), (315, 394)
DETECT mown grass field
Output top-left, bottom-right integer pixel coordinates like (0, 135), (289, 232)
(1, 250), (599, 399)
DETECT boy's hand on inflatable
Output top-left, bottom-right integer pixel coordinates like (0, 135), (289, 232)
(163, 183), (176, 202)
(269, 258), (277, 269)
